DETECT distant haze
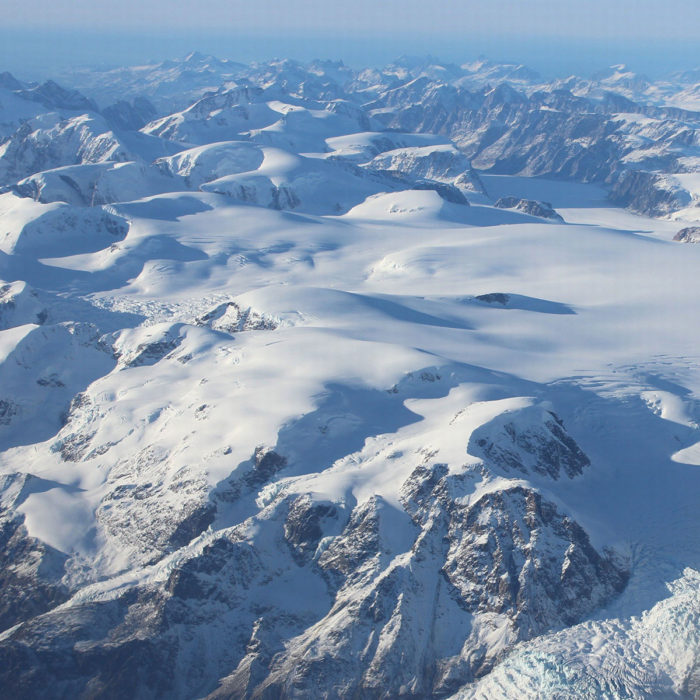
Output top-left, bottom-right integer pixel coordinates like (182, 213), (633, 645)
(1, 0), (699, 78)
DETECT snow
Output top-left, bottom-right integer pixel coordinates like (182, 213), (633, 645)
(0, 54), (699, 698)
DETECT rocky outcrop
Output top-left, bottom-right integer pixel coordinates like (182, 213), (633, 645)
(196, 301), (278, 334)
(413, 179), (470, 204)
(494, 196), (564, 221)
(673, 226), (700, 243)
(440, 485), (627, 637)
(468, 404), (590, 479)
(116, 325), (184, 368)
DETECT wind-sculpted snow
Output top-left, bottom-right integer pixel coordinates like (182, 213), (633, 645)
(0, 202), (129, 257)
(0, 54), (698, 699)
(155, 141), (265, 187)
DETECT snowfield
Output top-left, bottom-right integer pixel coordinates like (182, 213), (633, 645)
(0, 54), (698, 699)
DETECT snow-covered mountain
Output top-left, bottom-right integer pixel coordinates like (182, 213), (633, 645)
(0, 54), (698, 699)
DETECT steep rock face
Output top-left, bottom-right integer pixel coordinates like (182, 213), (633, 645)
(15, 80), (97, 113)
(284, 495), (340, 565)
(200, 156), (397, 215)
(9, 56), (696, 220)
(102, 97), (158, 131)
(0, 588), (181, 700)
(0, 55), (695, 700)
(468, 405), (590, 479)
(13, 161), (176, 206)
(365, 144), (484, 194)
(255, 466), (627, 698)
(608, 169), (693, 216)
(0, 114), (127, 186)
(367, 78), (699, 216)
(0, 473), (69, 632)
(440, 486), (627, 637)
(0, 403), (628, 700)
(400, 465), (628, 680)
(412, 180), (470, 205)
(114, 323), (185, 369)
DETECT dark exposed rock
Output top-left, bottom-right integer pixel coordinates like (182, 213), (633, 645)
(196, 301), (278, 334)
(51, 429), (97, 462)
(270, 185), (301, 210)
(413, 179), (469, 204)
(0, 474), (69, 633)
(16, 80), (97, 113)
(166, 536), (260, 601)
(673, 226), (700, 243)
(0, 592), (178, 700)
(284, 495), (338, 565)
(168, 502), (216, 550)
(469, 406), (590, 479)
(36, 374), (66, 388)
(126, 337), (182, 367)
(368, 77), (698, 220)
(475, 292), (509, 305)
(401, 461), (628, 649)
(494, 196), (564, 221)
(102, 97), (158, 131)
(608, 169), (691, 217)
(0, 399), (20, 426)
(440, 485), (628, 638)
(0, 450), (627, 700)
(117, 326), (184, 369)
(317, 496), (381, 582)
(244, 448), (287, 487)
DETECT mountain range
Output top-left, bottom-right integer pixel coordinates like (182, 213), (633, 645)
(0, 52), (698, 698)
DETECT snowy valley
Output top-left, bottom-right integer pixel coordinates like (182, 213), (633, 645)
(0, 53), (698, 698)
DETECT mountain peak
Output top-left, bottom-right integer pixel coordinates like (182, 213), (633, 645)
(0, 71), (23, 91)
(184, 51), (208, 63)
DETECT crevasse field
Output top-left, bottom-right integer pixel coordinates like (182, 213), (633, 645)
(0, 55), (698, 698)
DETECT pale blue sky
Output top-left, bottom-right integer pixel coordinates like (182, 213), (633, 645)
(4, 0), (699, 39)
(2, 0), (699, 78)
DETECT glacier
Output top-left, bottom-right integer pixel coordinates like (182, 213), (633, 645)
(0, 53), (698, 698)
